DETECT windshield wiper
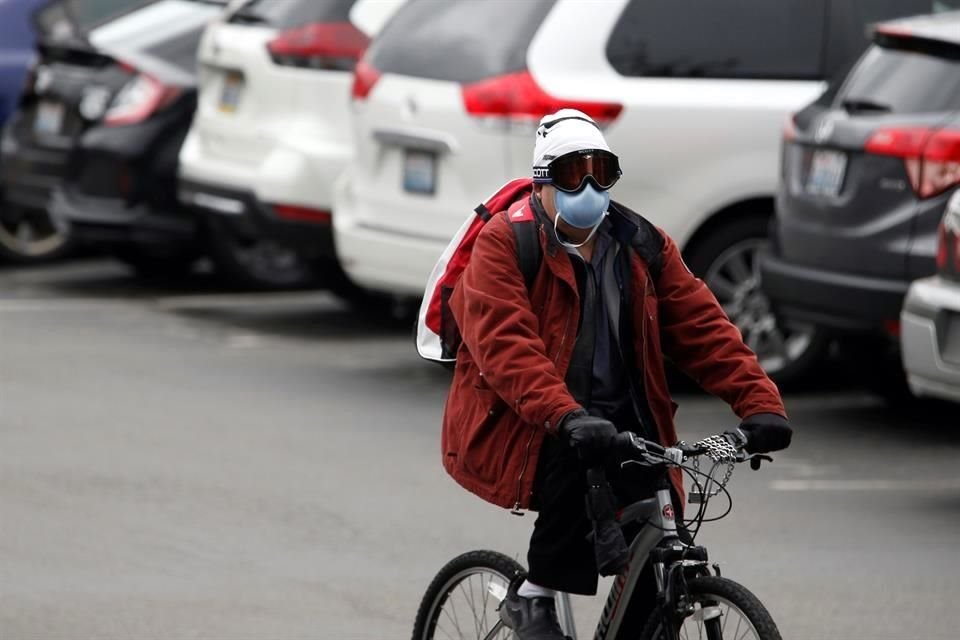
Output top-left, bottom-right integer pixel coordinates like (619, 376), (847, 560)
(840, 97), (892, 114)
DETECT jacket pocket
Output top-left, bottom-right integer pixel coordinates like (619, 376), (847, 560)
(459, 387), (508, 486)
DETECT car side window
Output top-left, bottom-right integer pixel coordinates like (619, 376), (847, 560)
(606, 0), (826, 80)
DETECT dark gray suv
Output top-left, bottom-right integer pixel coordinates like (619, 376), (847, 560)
(761, 11), (960, 394)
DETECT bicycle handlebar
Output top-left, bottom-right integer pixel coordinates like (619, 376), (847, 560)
(611, 431), (773, 470)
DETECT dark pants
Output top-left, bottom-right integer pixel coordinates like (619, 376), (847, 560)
(526, 433), (677, 635)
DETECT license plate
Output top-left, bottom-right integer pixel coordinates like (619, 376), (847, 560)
(403, 149), (436, 195)
(806, 150), (847, 197)
(34, 101), (65, 135)
(219, 72), (244, 113)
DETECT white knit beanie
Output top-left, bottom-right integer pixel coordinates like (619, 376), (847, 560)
(532, 109), (612, 174)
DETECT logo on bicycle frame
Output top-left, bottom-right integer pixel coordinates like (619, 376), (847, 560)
(662, 504), (675, 520)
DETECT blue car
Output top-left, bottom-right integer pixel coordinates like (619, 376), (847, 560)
(0, 0), (47, 134)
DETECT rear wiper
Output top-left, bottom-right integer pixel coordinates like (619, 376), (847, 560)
(229, 10), (269, 24)
(840, 97), (892, 114)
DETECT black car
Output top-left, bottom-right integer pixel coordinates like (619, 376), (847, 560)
(0, 0), (224, 273)
(762, 11), (960, 396)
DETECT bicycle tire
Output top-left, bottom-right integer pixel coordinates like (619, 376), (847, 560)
(638, 576), (782, 640)
(411, 550), (525, 640)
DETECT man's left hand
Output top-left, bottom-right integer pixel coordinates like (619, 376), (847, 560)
(734, 413), (792, 453)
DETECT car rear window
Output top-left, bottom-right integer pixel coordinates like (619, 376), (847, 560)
(35, 0), (154, 37)
(606, 0), (826, 80)
(365, 0), (555, 84)
(836, 43), (960, 114)
(228, 0), (355, 29)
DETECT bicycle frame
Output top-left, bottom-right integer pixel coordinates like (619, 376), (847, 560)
(554, 487), (679, 640)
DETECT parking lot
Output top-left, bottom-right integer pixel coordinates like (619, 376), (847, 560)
(1, 259), (958, 639)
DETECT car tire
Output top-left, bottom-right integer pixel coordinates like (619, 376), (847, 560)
(684, 213), (828, 386)
(838, 336), (919, 407)
(0, 204), (73, 263)
(113, 249), (197, 280)
(206, 217), (316, 290)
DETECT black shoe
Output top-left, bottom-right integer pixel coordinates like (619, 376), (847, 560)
(498, 579), (568, 640)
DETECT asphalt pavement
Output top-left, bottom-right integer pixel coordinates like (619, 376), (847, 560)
(1, 259), (959, 640)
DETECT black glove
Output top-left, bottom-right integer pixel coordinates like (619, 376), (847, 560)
(558, 409), (618, 450)
(734, 413), (792, 454)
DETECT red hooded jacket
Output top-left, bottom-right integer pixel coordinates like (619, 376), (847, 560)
(442, 196), (785, 511)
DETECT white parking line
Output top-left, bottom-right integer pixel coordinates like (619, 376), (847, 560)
(155, 292), (334, 311)
(0, 299), (129, 312)
(772, 479), (960, 492)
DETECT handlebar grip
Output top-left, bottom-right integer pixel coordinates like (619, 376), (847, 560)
(612, 432), (666, 455)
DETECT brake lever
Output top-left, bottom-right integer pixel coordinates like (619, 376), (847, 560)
(744, 453), (773, 470)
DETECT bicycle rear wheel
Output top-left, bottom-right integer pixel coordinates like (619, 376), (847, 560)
(639, 576), (782, 640)
(411, 550), (524, 640)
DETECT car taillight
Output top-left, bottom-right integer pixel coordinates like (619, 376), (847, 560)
(783, 115), (797, 142)
(351, 58), (381, 100)
(267, 22), (369, 70)
(104, 65), (181, 127)
(937, 222), (948, 271)
(865, 127), (960, 199)
(461, 70), (623, 125)
(272, 204), (331, 224)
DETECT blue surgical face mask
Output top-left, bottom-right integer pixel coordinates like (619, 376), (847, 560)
(552, 183), (610, 248)
(555, 182), (610, 229)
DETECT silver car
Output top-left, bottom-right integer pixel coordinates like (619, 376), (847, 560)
(901, 190), (960, 403)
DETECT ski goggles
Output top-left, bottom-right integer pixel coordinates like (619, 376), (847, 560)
(533, 149), (622, 193)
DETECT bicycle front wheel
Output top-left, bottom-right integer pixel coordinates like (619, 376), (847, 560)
(411, 550), (524, 640)
(639, 576), (782, 640)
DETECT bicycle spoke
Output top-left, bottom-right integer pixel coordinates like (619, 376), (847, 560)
(466, 577), (482, 638)
(733, 610), (743, 640)
(445, 589), (465, 639)
(457, 581), (480, 638)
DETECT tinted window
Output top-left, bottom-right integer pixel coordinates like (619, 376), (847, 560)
(65, 0), (154, 29)
(850, 0), (960, 25)
(836, 43), (960, 114)
(825, 0), (960, 77)
(229, 0), (355, 28)
(35, 0), (154, 40)
(367, 0), (555, 83)
(606, 0), (826, 79)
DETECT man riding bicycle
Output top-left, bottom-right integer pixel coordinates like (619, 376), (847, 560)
(441, 109), (792, 640)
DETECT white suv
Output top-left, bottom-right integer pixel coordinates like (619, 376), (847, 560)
(177, 0), (403, 289)
(334, 0), (948, 382)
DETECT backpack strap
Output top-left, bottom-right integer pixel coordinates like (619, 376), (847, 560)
(505, 199), (541, 290)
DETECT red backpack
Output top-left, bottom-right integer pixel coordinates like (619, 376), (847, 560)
(416, 178), (541, 366)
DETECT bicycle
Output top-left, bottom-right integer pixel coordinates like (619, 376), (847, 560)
(411, 430), (783, 640)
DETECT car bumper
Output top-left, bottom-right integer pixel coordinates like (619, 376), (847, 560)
(49, 187), (199, 254)
(177, 177), (334, 260)
(901, 276), (960, 403)
(332, 172), (444, 297)
(0, 129), (69, 210)
(760, 251), (909, 333)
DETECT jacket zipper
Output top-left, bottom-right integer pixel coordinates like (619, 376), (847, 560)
(512, 425), (537, 515)
(515, 272), (572, 514)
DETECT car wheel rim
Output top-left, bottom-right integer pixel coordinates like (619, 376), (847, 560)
(704, 238), (816, 376)
(230, 237), (309, 284)
(0, 208), (67, 257)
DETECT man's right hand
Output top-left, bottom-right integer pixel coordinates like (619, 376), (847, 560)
(558, 410), (618, 450)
